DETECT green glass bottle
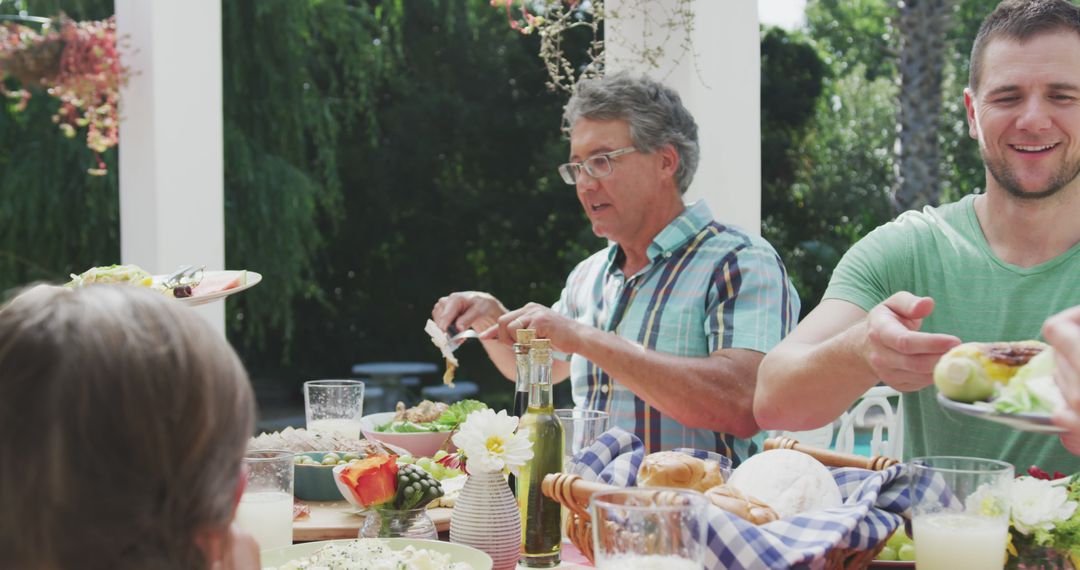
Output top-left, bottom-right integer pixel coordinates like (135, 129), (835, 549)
(517, 338), (564, 567)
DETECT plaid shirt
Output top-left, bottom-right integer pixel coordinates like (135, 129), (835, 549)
(553, 201), (799, 465)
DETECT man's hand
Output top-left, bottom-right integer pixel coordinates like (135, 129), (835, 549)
(1044, 306), (1080, 453)
(861, 292), (962, 391)
(431, 291), (508, 333)
(483, 302), (587, 354)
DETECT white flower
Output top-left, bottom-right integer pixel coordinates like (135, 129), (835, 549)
(451, 409), (533, 475)
(1011, 476), (1078, 536)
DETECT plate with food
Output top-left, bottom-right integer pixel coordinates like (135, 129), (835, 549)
(66, 264), (261, 306)
(934, 340), (1066, 434)
(260, 537), (492, 570)
(361, 400), (486, 457)
(155, 269), (261, 306)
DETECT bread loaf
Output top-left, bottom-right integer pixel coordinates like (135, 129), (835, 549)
(637, 451), (725, 491)
(727, 449), (842, 519)
(704, 485), (779, 525)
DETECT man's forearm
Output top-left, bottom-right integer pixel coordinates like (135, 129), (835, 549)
(755, 322), (880, 431)
(573, 327), (761, 438)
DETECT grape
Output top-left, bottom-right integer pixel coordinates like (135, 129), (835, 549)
(433, 450), (448, 460)
(877, 546), (898, 561)
(397, 456), (416, 465)
(898, 544), (915, 561)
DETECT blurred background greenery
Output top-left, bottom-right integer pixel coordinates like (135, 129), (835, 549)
(1, 0), (999, 424)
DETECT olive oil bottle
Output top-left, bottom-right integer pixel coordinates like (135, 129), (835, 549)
(508, 328), (535, 497)
(517, 338), (564, 567)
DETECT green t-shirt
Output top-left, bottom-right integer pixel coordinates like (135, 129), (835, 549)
(825, 193), (1080, 473)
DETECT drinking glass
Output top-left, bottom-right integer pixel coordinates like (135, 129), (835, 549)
(909, 456), (1013, 570)
(304, 379), (365, 439)
(554, 409), (610, 475)
(235, 450), (295, 551)
(590, 488), (709, 570)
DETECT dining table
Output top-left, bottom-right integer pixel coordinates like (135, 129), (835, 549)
(292, 499), (594, 568)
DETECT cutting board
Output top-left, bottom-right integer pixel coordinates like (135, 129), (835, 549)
(293, 501), (452, 541)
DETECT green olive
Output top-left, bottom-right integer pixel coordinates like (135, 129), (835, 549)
(321, 453), (341, 465)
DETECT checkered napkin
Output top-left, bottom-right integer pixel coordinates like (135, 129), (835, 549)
(567, 428), (917, 570)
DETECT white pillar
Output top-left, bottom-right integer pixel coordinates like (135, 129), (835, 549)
(115, 0), (226, 334)
(606, 0), (761, 235)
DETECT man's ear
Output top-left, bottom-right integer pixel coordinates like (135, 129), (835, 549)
(659, 143), (680, 178)
(964, 88), (979, 140)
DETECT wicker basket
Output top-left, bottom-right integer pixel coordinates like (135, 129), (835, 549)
(540, 436), (901, 569)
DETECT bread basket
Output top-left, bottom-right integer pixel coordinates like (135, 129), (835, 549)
(541, 437), (901, 569)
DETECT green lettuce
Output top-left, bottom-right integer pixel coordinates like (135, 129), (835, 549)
(433, 399), (488, 430)
(994, 349), (1063, 414)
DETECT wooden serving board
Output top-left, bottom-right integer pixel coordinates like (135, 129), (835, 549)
(293, 501), (452, 542)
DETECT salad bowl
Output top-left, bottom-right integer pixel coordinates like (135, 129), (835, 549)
(360, 412), (454, 458)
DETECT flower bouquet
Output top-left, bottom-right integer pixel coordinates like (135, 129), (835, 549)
(450, 408), (533, 475)
(0, 15), (129, 174)
(1005, 467), (1080, 569)
(333, 454), (446, 539)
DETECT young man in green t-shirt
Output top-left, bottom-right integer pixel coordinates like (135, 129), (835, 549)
(755, 0), (1080, 473)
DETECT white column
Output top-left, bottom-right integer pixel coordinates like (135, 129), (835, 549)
(115, 0), (226, 334)
(606, 0), (761, 235)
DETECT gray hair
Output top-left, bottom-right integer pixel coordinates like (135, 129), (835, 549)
(563, 72), (700, 194)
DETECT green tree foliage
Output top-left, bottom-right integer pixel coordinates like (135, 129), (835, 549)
(221, 0), (401, 352)
(805, 0), (896, 81)
(226, 1), (596, 407)
(0, 0), (118, 289)
(762, 0), (999, 312)
(1, 1), (593, 411)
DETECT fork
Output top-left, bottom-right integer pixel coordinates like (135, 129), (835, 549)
(446, 328), (481, 352)
(163, 264), (204, 288)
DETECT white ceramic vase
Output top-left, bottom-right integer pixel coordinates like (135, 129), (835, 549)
(449, 469), (521, 570)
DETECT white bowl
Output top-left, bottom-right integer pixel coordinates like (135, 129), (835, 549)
(360, 412), (454, 458)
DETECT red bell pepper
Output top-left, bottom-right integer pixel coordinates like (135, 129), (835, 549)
(339, 454), (399, 508)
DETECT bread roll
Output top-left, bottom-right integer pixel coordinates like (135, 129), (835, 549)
(727, 449), (842, 519)
(637, 451), (725, 491)
(704, 485), (779, 525)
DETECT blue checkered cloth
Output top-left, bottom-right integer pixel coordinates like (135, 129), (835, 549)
(568, 428), (915, 570)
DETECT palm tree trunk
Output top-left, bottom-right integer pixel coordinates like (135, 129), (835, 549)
(892, 0), (955, 214)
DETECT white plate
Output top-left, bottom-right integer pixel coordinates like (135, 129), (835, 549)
(260, 538), (493, 569)
(153, 270), (262, 306)
(937, 392), (1066, 434)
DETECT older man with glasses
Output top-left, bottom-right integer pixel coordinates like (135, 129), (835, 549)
(431, 73), (798, 464)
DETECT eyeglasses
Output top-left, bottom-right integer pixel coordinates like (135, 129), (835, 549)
(557, 146), (637, 185)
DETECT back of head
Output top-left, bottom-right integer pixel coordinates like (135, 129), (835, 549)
(0, 285), (256, 570)
(563, 72), (700, 194)
(970, 0), (1080, 91)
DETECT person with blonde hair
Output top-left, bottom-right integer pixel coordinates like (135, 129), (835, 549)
(0, 285), (260, 569)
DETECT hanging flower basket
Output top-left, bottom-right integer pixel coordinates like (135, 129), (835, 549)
(0, 15), (130, 175)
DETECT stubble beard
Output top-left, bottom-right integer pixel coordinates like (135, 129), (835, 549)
(983, 147), (1080, 201)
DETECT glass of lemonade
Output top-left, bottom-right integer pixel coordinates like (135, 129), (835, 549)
(909, 456), (1013, 570)
(590, 487), (709, 570)
(304, 379), (365, 438)
(235, 450), (295, 551)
